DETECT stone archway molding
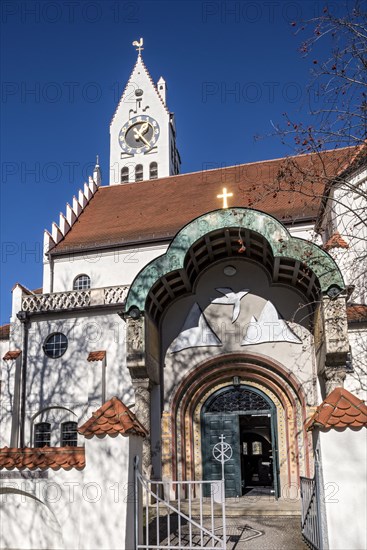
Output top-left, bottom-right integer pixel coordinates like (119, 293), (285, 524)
(125, 207), (345, 313)
(162, 352), (312, 489)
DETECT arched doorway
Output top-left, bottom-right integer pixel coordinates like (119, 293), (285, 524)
(201, 385), (279, 498)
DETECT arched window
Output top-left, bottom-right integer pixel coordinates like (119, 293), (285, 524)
(149, 162), (158, 180)
(135, 164), (143, 182)
(121, 166), (129, 183)
(61, 421), (78, 447)
(32, 407), (78, 448)
(73, 274), (91, 291)
(34, 422), (51, 447)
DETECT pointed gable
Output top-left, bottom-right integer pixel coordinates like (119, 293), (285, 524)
(78, 396), (147, 438)
(306, 387), (367, 430)
(111, 54), (169, 128)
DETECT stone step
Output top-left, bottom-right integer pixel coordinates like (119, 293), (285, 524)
(149, 496), (302, 518)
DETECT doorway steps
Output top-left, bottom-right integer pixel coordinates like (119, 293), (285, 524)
(150, 496), (301, 518)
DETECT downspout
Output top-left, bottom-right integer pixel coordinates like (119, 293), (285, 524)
(16, 311), (29, 448)
(48, 252), (54, 294)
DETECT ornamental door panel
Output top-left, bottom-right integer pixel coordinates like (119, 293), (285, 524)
(201, 413), (241, 498)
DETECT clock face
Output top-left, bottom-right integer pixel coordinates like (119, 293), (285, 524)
(118, 115), (160, 154)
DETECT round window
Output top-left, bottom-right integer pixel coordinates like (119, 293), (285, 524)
(43, 333), (68, 359)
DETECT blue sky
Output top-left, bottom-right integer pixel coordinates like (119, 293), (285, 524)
(0, 0), (352, 322)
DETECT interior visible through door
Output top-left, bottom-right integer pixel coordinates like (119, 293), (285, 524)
(240, 414), (274, 495)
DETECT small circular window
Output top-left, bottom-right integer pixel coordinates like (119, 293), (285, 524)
(43, 333), (68, 358)
(73, 274), (91, 290)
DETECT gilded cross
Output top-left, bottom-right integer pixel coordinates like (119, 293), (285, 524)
(217, 187), (233, 208)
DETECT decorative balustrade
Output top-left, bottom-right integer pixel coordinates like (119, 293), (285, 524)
(104, 286), (129, 304)
(22, 285), (129, 313)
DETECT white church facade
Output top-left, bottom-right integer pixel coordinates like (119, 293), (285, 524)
(1, 45), (367, 550)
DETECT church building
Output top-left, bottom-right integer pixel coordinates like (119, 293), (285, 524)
(0, 42), (366, 550)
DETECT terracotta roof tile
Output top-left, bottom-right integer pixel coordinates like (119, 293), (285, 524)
(324, 231), (349, 250)
(347, 304), (367, 323)
(51, 147), (356, 254)
(87, 351), (106, 362)
(78, 396), (148, 438)
(0, 447), (85, 471)
(3, 350), (21, 360)
(306, 387), (367, 431)
(0, 324), (10, 340)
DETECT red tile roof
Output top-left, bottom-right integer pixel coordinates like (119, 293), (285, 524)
(347, 304), (367, 323)
(0, 447), (85, 471)
(87, 350), (106, 362)
(324, 231), (349, 250)
(78, 397), (147, 438)
(51, 148), (356, 254)
(306, 387), (367, 430)
(3, 350), (21, 361)
(0, 324), (10, 340)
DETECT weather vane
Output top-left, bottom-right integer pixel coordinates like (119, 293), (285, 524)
(132, 38), (144, 55)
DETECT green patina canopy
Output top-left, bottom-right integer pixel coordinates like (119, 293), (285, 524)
(125, 208), (345, 314)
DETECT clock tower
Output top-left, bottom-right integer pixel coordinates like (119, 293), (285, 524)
(110, 41), (181, 185)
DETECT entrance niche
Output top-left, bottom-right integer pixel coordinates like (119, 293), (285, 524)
(201, 385), (279, 498)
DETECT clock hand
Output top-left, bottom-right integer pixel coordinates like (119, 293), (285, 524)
(139, 122), (149, 135)
(133, 127), (150, 147)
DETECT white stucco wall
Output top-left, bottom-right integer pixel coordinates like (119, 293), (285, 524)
(288, 223), (320, 243)
(0, 434), (142, 550)
(47, 243), (168, 294)
(345, 326), (367, 401)
(328, 168), (367, 304)
(20, 310), (130, 447)
(319, 428), (367, 550)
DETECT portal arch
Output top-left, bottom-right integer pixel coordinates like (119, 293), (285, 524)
(162, 353), (311, 497)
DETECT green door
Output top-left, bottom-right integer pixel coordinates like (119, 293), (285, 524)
(202, 413), (241, 497)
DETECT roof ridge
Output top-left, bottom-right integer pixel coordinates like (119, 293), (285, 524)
(96, 145), (358, 192)
(50, 146), (359, 255)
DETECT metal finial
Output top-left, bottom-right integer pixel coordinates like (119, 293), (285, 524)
(132, 38), (144, 55)
(96, 154), (99, 166)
